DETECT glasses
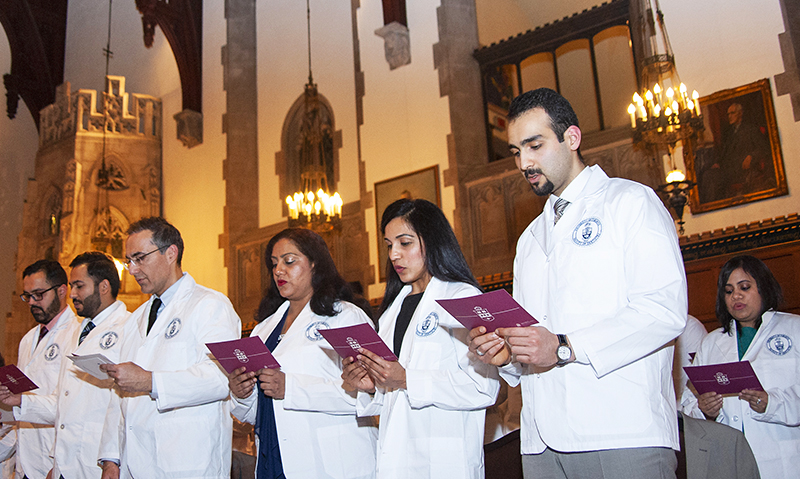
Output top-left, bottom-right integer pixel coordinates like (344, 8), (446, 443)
(123, 246), (167, 270)
(20, 284), (61, 303)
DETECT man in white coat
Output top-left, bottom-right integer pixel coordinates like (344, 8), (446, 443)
(99, 217), (240, 479)
(1, 252), (130, 478)
(15, 260), (80, 479)
(469, 88), (687, 479)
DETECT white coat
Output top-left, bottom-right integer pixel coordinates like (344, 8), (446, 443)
(100, 274), (240, 479)
(16, 306), (80, 479)
(356, 277), (500, 479)
(505, 165), (687, 454)
(681, 310), (800, 477)
(18, 300), (130, 479)
(231, 300), (377, 478)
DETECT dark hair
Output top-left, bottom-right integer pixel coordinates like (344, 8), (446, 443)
(379, 199), (481, 316)
(507, 88), (582, 157)
(127, 217), (184, 266)
(70, 251), (121, 299)
(22, 259), (68, 288)
(716, 255), (783, 334)
(257, 228), (372, 321)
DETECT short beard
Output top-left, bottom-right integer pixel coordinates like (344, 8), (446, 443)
(524, 168), (555, 196)
(75, 288), (102, 319)
(30, 297), (61, 325)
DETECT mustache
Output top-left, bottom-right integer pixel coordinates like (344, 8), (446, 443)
(523, 167), (542, 179)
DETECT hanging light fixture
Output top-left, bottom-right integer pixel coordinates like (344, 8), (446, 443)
(285, 0), (343, 232)
(629, 0), (700, 235)
(629, 0), (703, 149)
(91, 0), (126, 264)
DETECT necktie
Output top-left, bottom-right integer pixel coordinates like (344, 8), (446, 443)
(79, 321), (95, 345)
(147, 298), (162, 334)
(37, 325), (49, 347)
(553, 197), (570, 225)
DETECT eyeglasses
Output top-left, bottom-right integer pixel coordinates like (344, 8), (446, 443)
(20, 284), (61, 303)
(123, 246), (167, 270)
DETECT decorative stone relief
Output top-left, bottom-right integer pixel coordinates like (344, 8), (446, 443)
(174, 109), (203, 148)
(374, 22), (411, 70)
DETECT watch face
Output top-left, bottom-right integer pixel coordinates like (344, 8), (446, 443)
(557, 345), (571, 361)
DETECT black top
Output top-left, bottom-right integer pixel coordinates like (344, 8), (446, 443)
(393, 292), (424, 357)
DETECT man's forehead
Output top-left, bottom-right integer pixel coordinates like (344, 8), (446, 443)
(509, 108), (554, 139)
(23, 271), (49, 288)
(126, 230), (155, 252)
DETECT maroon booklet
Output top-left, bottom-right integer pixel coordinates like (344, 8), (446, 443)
(435, 289), (538, 333)
(317, 323), (398, 362)
(684, 360), (763, 396)
(206, 336), (281, 374)
(0, 365), (38, 394)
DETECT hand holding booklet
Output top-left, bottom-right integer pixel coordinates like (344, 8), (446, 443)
(684, 360), (763, 396)
(435, 289), (538, 333)
(0, 365), (38, 394)
(317, 323), (398, 362)
(206, 336), (281, 374)
(68, 353), (116, 380)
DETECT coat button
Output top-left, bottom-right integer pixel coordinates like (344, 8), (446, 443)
(60, 424), (65, 429)
(64, 391), (69, 396)
(733, 415), (739, 421)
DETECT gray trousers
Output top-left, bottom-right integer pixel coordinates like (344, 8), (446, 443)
(522, 447), (677, 479)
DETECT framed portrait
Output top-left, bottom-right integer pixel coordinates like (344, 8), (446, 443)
(684, 78), (787, 213)
(374, 166), (441, 282)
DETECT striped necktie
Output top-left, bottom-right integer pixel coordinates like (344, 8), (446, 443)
(553, 197), (570, 225)
(79, 321), (95, 345)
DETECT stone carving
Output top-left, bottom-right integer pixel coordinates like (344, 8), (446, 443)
(174, 109), (203, 148)
(39, 76), (162, 149)
(374, 22), (411, 70)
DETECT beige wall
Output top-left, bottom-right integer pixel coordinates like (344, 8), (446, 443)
(62, 0), (228, 295)
(359, 0), (456, 298)
(661, 0), (800, 235)
(0, 33), (39, 352)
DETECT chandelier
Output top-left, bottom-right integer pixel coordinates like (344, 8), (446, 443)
(285, 0), (342, 232)
(629, 0), (700, 236)
(628, 0), (703, 149)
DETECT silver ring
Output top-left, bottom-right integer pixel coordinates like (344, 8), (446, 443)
(757, 398), (762, 405)
(476, 350), (485, 357)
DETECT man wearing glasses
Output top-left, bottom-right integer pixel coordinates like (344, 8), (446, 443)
(2, 252), (130, 479)
(16, 260), (80, 479)
(98, 217), (240, 479)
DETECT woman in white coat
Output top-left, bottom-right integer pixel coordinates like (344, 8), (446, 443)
(228, 228), (377, 479)
(682, 255), (800, 477)
(342, 199), (499, 479)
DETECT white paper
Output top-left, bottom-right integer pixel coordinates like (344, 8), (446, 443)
(68, 353), (115, 380)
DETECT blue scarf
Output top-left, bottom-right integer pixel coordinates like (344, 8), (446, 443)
(255, 309), (288, 479)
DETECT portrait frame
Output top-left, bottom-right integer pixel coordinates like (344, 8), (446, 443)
(374, 165), (441, 282)
(684, 78), (787, 213)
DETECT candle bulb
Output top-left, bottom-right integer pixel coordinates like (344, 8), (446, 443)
(628, 104), (637, 128)
(692, 91), (700, 115)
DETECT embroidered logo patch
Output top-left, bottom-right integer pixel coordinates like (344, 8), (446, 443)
(416, 312), (439, 337)
(572, 217), (602, 246)
(766, 334), (792, 356)
(165, 318), (182, 339)
(305, 321), (330, 341)
(44, 343), (60, 361)
(100, 331), (118, 350)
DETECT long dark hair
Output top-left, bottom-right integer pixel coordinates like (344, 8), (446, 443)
(378, 199), (481, 316)
(256, 228), (372, 321)
(716, 255), (783, 334)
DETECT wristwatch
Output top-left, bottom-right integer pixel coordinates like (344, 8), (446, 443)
(556, 334), (572, 367)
